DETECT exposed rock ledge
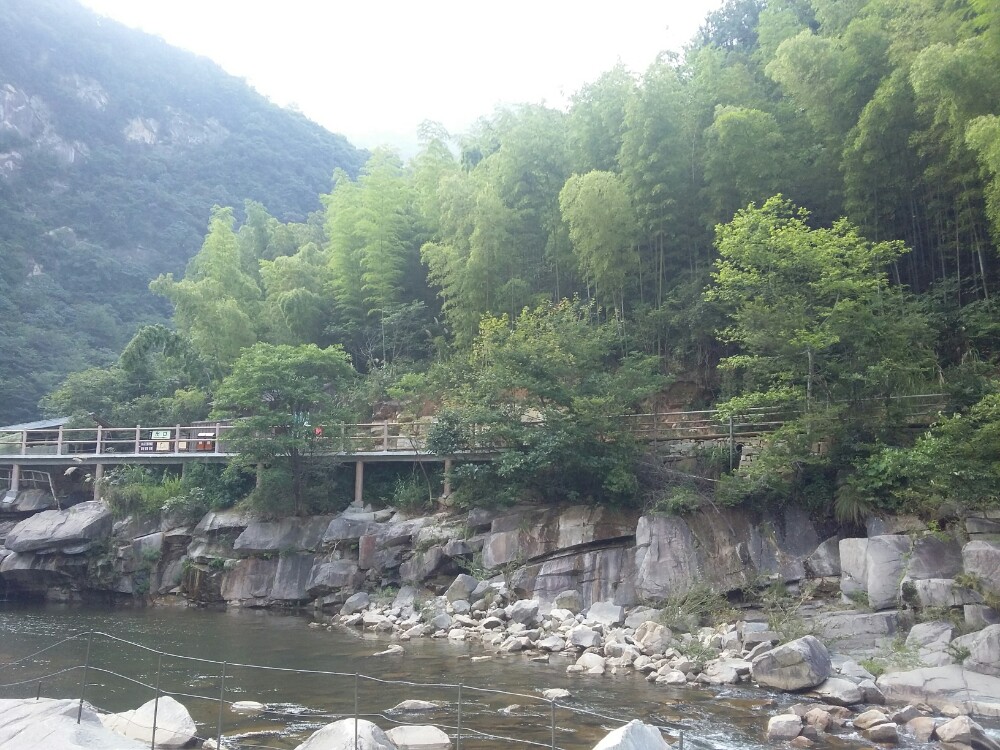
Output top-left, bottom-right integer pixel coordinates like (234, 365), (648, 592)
(877, 665), (1000, 719)
(0, 698), (146, 750)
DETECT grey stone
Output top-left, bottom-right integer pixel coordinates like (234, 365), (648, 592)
(592, 719), (670, 750)
(966, 605), (1000, 629)
(967, 517), (1000, 536)
(935, 715), (1000, 750)
(854, 709), (890, 730)
(234, 516), (331, 554)
(100, 696), (196, 747)
(839, 538), (869, 596)
(906, 620), (956, 668)
(805, 536), (841, 577)
(963, 624), (1000, 677)
(306, 560), (363, 597)
(809, 677), (863, 706)
(508, 599), (541, 625)
(553, 589), (582, 613)
(537, 635), (566, 652)
(624, 606), (661, 629)
(270, 552), (316, 601)
(767, 715), (803, 741)
(323, 516), (377, 543)
(907, 535), (963, 580)
(859, 678), (885, 704)
(386, 725), (451, 750)
(294, 718), (396, 750)
(191, 509), (254, 535)
(963, 541), (1000, 596)
(568, 625), (602, 649)
(634, 621), (671, 655)
(586, 601), (624, 627)
(866, 515), (926, 536)
(812, 610), (908, 652)
(0, 697), (148, 750)
(876, 665), (1000, 719)
(4, 489), (57, 513)
(220, 557), (277, 602)
(907, 578), (982, 608)
(861, 723), (898, 743)
(445, 574), (479, 603)
(399, 546), (447, 582)
(430, 613), (453, 631)
(905, 716), (937, 742)
(341, 592), (370, 615)
(750, 635), (831, 691)
(391, 700), (439, 712)
(5, 501), (111, 553)
(866, 536), (912, 610)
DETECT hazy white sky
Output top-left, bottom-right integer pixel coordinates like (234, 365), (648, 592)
(79, 1), (722, 151)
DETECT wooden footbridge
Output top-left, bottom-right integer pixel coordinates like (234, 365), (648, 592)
(0, 395), (944, 503)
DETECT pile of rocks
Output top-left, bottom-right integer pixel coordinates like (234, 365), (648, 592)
(768, 705), (1000, 749)
(333, 573), (815, 691)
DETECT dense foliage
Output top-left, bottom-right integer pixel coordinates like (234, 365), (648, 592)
(0, 0), (365, 423)
(31, 0), (1000, 517)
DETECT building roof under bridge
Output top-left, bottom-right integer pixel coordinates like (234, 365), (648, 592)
(0, 416), (74, 432)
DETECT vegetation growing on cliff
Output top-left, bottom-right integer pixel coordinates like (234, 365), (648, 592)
(39, 0), (1000, 518)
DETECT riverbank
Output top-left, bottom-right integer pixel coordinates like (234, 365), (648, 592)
(1, 495), (999, 747)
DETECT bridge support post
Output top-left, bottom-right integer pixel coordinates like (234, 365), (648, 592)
(93, 463), (104, 502)
(354, 461), (364, 505)
(10, 464), (20, 494)
(443, 459), (452, 498)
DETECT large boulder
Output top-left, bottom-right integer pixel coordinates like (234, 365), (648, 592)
(295, 718), (397, 750)
(804, 536), (841, 577)
(399, 546), (448, 582)
(220, 557), (277, 603)
(0, 697), (147, 750)
(591, 719), (670, 750)
(906, 620), (957, 668)
(386, 725), (451, 750)
(963, 625), (1000, 677)
(100, 696), (196, 747)
(750, 635), (831, 691)
(445, 574), (479, 603)
(936, 716), (1000, 750)
(233, 516), (331, 554)
(4, 501), (111, 554)
(270, 553), (317, 601)
(963, 541), (1000, 596)
(812, 610), (908, 653)
(586, 601), (625, 627)
(307, 560), (364, 597)
(876, 665), (1000, 719)
(865, 536), (912, 610)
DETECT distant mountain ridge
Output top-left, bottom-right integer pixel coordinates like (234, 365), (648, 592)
(0, 0), (367, 423)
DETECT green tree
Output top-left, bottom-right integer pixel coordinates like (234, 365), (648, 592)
(150, 207), (262, 374)
(558, 170), (639, 314)
(427, 300), (663, 505)
(708, 197), (936, 505)
(212, 343), (356, 514)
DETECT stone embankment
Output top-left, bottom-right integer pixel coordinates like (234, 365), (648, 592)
(1, 493), (999, 746)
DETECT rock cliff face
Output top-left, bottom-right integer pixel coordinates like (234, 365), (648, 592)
(0, 493), (996, 655)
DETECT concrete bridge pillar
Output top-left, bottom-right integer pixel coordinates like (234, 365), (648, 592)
(9, 463), (20, 494)
(443, 458), (452, 498)
(354, 460), (364, 504)
(93, 463), (104, 502)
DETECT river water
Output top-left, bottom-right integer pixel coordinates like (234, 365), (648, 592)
(0, 603), (880, 750)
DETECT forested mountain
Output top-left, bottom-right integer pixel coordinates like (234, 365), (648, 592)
(0, 0), (366, 423)
(32, 0), (1000, 519)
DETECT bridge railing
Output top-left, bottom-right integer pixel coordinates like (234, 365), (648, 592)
(0, 395), (947, 460)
